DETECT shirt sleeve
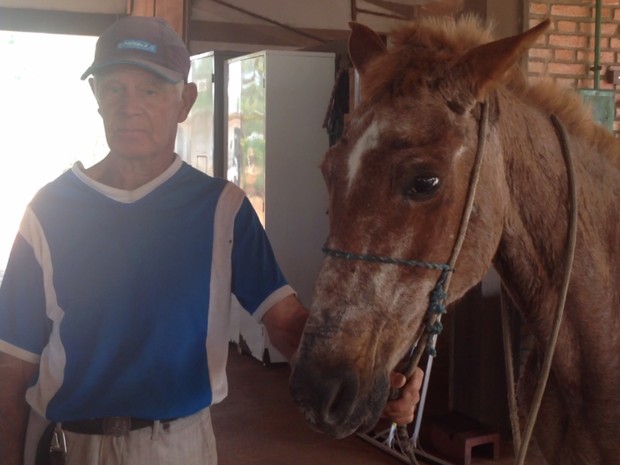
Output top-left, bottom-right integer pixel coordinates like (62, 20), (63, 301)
(0, 227), (51, 363)
(230, 198), (292, 317)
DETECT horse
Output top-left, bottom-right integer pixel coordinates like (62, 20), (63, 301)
(289, 15), (620, 465)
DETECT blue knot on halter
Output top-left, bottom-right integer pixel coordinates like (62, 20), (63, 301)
(427, 320), (444, 334)
(429, 273), (449, 316)
(424, 270), (450, 356)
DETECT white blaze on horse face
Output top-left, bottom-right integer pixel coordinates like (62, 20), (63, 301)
(347, 119), (381, 193)
(454, 145), (466, 159)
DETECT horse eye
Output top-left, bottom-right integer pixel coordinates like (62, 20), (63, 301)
(404, 176), (440, 198)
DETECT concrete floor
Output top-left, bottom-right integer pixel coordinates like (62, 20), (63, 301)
(211, 345), (548, 465)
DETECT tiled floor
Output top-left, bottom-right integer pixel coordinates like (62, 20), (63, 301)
(211, 345), (547, 465)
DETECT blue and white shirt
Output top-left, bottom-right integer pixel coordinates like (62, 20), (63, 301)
(0, 156), (293, 422)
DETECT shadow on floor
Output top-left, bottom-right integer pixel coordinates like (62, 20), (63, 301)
(211, 344), (546, 465)
(212, 345), (406, 465)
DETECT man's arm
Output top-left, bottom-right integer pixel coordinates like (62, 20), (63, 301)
(0, 352), (38, 465)
(261, 294), (308, 362)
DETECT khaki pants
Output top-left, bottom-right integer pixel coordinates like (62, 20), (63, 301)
(25, 408), (218, 465)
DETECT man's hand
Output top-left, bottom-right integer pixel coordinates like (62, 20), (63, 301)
(381, 367), (424, 425)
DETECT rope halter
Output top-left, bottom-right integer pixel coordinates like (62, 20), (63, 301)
(321, 100), (490, 362)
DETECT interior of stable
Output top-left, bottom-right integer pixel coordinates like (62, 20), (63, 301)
(1, 1), (610, 464)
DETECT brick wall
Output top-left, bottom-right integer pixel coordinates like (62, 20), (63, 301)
(527, 0), (620, 134)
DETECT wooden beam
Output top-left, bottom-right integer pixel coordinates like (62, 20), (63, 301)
(363, 0), (416, 18)
(0, 6), (346, 49)
(189, 20), (350, 48)
(0, 7), (120, 36)
(129, 0), (155, 17)
(129, 0), (188, 43)
(155, 0), (188, 42)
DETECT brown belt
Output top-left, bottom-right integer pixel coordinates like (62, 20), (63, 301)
(62, 416), (178, 436)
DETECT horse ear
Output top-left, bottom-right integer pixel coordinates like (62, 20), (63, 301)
(455, 19), (550, 102)
(348, 21), (387, 74)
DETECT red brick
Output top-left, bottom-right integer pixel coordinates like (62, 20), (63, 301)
(578, 21), (595, 34)
(599, 51), (615, 63)
(531, 47), (554, 60)
(530, 2), (550, 15)
(549, 33), (589, 48)
(601, 23), (619, 35)
(610, 37), (620, 49)
(548, 61), (587, 76)
(557, 20), (578, 33)
(550, 5), (591, 17)
(576, 50), (589, 62)
(555, 49), (576, 61)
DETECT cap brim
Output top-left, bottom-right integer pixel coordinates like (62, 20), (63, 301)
(81, 59), (183, 83)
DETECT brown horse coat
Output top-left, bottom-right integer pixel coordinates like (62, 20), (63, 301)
(290, 16), (620, 465)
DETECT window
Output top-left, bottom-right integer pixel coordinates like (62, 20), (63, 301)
(0, 31), (107, 279)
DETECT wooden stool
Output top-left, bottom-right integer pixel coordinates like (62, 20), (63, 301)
(425, 412), (500, 465)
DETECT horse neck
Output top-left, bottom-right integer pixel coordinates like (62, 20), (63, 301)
(492, 96), (620, 344)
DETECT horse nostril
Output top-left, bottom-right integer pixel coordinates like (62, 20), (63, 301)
(289, 361), (359, 431)
(324, 371), (358, 423)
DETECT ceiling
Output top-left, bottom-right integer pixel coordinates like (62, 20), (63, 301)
(0, 0), (126, 14)
(0, 0), (464, 50)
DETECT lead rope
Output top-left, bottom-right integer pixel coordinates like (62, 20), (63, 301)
(509, 114), (578, 465)
(395, 101), (491, 465)
(324, 104), (577, 464)
(500, 289), (522, 456)
(406, 99), (490, 378)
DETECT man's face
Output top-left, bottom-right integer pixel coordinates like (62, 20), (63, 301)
(91, 66), (193, 161)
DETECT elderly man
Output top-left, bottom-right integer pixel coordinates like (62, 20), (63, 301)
(0, 16), (421, 465)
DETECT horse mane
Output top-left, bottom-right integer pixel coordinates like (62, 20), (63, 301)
(362, 15), (620, 166)
(521, 79), (620, 164)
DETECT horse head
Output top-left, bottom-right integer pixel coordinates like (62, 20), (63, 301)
(290, 17), (549, 438)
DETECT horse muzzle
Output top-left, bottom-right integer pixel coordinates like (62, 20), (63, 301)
(289, 356), (388, 438)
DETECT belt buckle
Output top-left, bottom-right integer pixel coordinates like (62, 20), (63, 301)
(102, 417), (131, 436)
(50, 424), (67, 453)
